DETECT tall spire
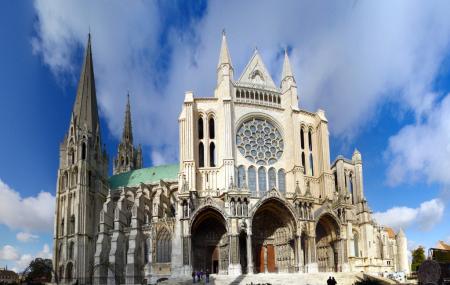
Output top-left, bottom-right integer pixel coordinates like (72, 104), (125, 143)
(72, 33), (99, 132)
(281, 48), (295, 82)
(122, 93), (133, 144)
(217, 30), (233, 69)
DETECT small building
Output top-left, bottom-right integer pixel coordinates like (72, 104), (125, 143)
(0, 268), (19, 284)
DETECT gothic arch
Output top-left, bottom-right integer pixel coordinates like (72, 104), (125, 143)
(189, 204), (229, 234)
(249, 195), (298, 225)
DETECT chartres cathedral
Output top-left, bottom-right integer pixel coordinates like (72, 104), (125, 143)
(52, 33), (409, 284)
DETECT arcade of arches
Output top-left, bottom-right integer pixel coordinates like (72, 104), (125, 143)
(189, 200), (343, 274)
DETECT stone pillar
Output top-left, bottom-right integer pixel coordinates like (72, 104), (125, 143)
(228, 235), (242, 275)
(296, 235), (303, 272)
(306, 236), (318, 273)
(247, 233), (254, 274)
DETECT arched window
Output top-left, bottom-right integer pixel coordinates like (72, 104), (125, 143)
(248, 166), (256, 194)
(300, 128), (305, 149)
(156, 228), (171, 263)
(309, 153), (314, 176)
(198, 117), (204, 139)
(377, 237), (383, 259)
(81, 142), (86, 160)
(243, 199), (248, 216)
(334, 171), (338, 192)
(258, 167), (267, 194)
(70, 215), (75, 235)
(237, 199), (242, 216)
(230, 199), (235, 216)
(60, 218), (64, 236)
(209, 117), (215, 139)
(209, 142), (216, 167)
(66, 262), (73, 282)
(308, 130), (313, 151)
(144, 238), (149, 263)
(198, 142), (204, 167)
(64, 172), (68, 189)
(237, 166), (245, 188)
(278, 169), (286, 193)
(69, 241), (74, 259)
(349, 173), (354, 203)
(69, 148), (75, 165)
(72, 168), (78, 187)
(301, 152), (306, 174)
(353, 232), (359, 257)
(268, 167), (276, 190)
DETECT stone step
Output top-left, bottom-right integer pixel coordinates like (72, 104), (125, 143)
(160, 272), (364, 285)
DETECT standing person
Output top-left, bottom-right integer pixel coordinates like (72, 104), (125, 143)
(332, 276), (337, 285)
(197, 270), (201, 282)
(327, 276), (332, 285)
(192, 270), (196, 283)
(206, 269), (210, 283)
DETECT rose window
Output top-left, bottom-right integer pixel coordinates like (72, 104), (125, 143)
(236, 118), (283, 165)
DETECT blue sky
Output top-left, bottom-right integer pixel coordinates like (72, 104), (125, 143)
(1, 0), (450, 271)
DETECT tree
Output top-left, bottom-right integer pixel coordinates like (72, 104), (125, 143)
(23, 258), (53, 284)
(411, 246), (426, 272)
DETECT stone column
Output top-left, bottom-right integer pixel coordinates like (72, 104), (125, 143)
(296, 235), (303, 272)
(228, 235), (242, 275)
(306, 236), (318, 273)
(247, 233), (254, 274)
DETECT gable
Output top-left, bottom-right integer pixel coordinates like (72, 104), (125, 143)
(238, 50), (277, 90)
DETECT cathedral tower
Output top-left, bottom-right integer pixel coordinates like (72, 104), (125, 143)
(113, 94), (143, 174)
(52, 34), (109, 284)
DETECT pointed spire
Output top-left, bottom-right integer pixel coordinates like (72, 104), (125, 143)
(72, 33), (99, 133)
(282, 48), (295, 81)
(217, 30), (233, 69)
(122, 93), (133, 144)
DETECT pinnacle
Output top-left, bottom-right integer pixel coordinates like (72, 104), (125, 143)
(282, 48), (294, 81)
(217, 31), (232, 69)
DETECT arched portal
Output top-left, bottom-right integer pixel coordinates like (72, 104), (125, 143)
(191, 208), (228, 274)
(251, 198), (296, 273)
(315, 214), (340, 272)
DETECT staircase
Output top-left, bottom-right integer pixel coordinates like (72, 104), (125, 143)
(160, 272), (364, 285)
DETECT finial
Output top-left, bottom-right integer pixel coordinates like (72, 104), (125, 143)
(222, 29), (226, 36)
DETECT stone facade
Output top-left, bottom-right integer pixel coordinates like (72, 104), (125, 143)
(52, 33), (409, 285)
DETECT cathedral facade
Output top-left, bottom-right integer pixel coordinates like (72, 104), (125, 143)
(52, 33), (409, 285)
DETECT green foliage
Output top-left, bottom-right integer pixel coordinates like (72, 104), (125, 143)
(24, 258), (52, 284)
(411, 246), (426, 272)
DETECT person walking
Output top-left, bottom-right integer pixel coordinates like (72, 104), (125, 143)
(332, 276), (337, 285)
(327, 276), (332, 285)
(192, 270), (196, 283)
(206, 269), (210, 283)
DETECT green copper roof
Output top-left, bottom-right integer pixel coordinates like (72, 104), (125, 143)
(108, 164), (179, 189)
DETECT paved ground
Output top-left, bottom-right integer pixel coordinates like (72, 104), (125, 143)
(159, 272), (364, 285)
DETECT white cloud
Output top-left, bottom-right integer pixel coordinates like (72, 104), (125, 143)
(32, 1), (450, 165)
(373, 198), (445, 231)
(15, 254), (33, 272)
(36, 244), (52, 259)
(0, 245), (19, 261)
(0, 179), (55, 233)
(16, 232), (39, 243)
(386, 94), (450, 186)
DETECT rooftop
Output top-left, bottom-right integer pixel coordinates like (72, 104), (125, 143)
(108, 164), (179, 189)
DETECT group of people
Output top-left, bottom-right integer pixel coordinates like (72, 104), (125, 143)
(327, 276), (337, 285)
(192, 269), (210, 283)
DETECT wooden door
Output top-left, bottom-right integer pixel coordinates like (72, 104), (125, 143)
(267, 244), (275, 272)
(259, 245), (265, 273)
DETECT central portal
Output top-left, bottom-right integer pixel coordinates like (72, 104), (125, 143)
(252, 198), (296, 273)
(191, 208), (228, 274)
